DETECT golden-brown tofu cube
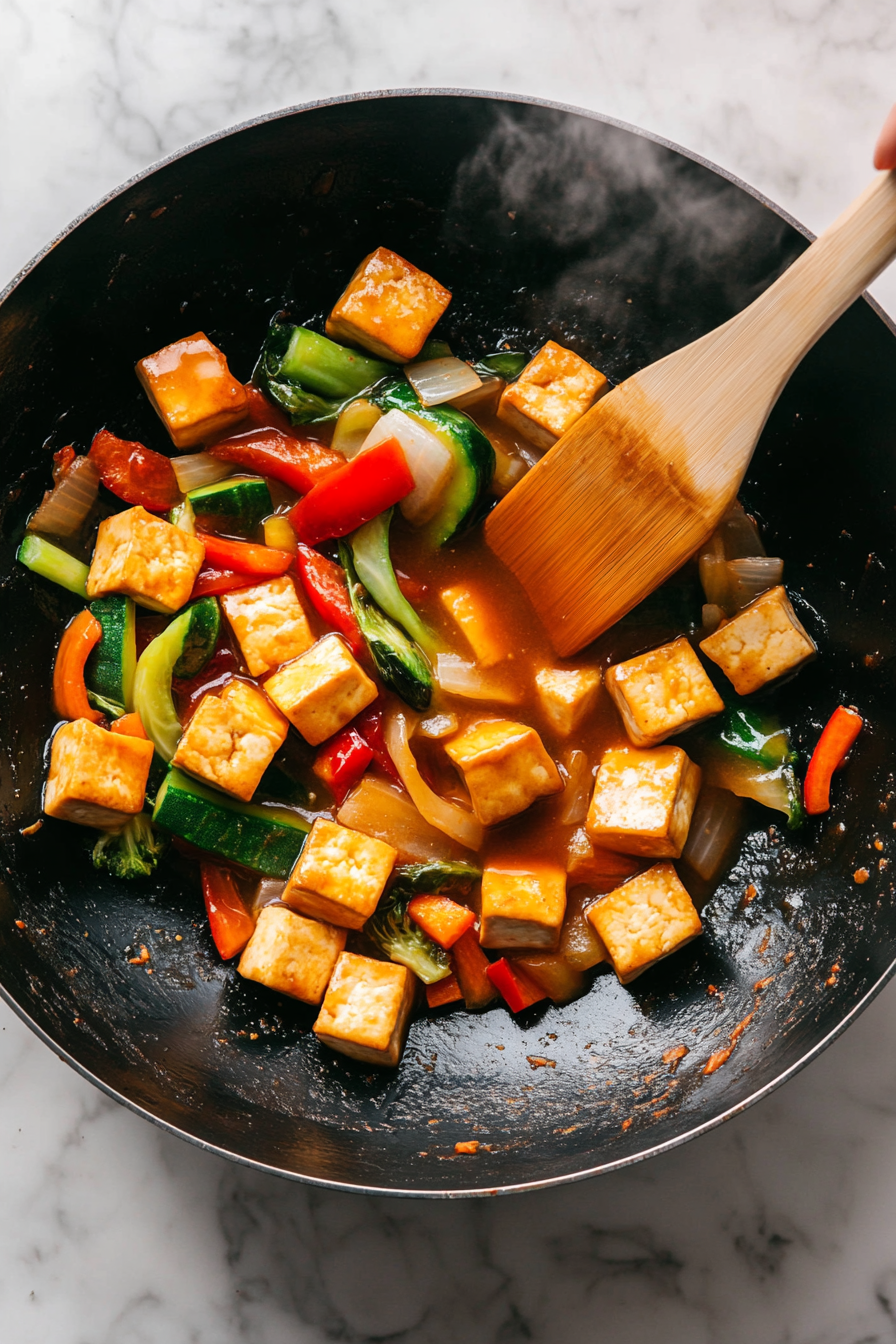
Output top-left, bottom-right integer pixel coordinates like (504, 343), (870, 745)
(86, 506), (206, 614)
(497, 340), (608, 451)
(444, 719), (563, 826)
(440, 585), (509, 667)
(221, 575), (314, 678)
(586, 745), (701, 859)
(283, 818), (397, 930)
(605, 636), (724, 748)
(237, 904), (346, 1005)
(136, 332), (248, 449)
(535, 666), (602, 736)
(326, 247), (451, 363)
(44, 718), (154, 831)
(587, 863), (702, 984)
(480, 862), (567, 949)
(172, 679), (288, 802)
(313, 951), (415, 1066)
(699, 585), (816, 695)
(264, 634), (378, 746)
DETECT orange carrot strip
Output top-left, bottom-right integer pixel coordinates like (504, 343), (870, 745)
(408, 894), (476, 949)
(110, 712), (148, 739)
(52, 610), (103, 723)
(426, 973), (463, 1009)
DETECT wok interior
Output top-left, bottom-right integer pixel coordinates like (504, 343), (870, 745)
(1, 94), (895, 1194)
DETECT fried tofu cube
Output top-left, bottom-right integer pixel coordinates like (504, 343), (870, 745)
(440, 584), (509, 667)
(44, 718), (153, 831)
(497, 340), (608, 451)
(172, 679), (288, 802)
(136, 332), (248, 449)
(326, 247), (451, 363)
(444, 719), (563, 826)
(313, 951), (415, 1066)
(586, 745), (701, 859)
(699, 585), (816, 695)
(221, 575), (314, 678)
(237, 904), (346, 1005)
(480, 862), (567, 949)
(587, 862), (702, 984)
(605, 636), (724, 748)
(535, 666), (602, 736)
(282, 818), (397, 930)
(264, 634), (377, 746)
(86, 505), (206, 614)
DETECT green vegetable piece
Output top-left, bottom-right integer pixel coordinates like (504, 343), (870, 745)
(472, 351), (529, 381)
(717, 706), (797, 769)
(17, 534), (89, 598)
(389, 860), (481, 899)
(172, 596), (220, 678)
(339, 542), (432, 711)
(279, 326), (391, 398)
(133, 598), (220, 760)
(418, 339), (454, 361)
(257, 762), (310, 806)
(187, 476), (273, 534)
(169, 498), (196, 535)
(86, 595), (136, 716)
(374, 379), (495, 546)
(695, 707), (803, 830)
(152, 768), (309, 876)
(366, 888), (451, 984)
(92, 812), (166, 880)
(350, 510), (437, 652)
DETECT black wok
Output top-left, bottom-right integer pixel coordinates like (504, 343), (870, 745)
(1, 91), (894, 1197)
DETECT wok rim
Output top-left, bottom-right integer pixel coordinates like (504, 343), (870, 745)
(3, 86), (894, 1199)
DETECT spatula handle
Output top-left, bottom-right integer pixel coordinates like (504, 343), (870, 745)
(727, 172), (896, 388)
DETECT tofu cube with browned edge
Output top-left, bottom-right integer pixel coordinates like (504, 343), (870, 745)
(238, 904), (346, 1005)
(44, 718), (154, 831)
(326, 248), (452, 363)
(221, 575), (314, 678)
(283, 817), (397, 929)
(535, 666), (602, 736)
(605, 636), (724, 748)
(699, 585), (817, 695)
(313, 951), (415, 1066)
(264, 634), (377, 746)
(586, 745), (701, 859)
(172, 679), (288, 802)
(87, 505), (206, 614)
(480, 862), (567, 950)
(136, 332), (248, 449)
(587, 862), (702, 984)
(444, 719), (563, 826)
(497, 340), (608, 451)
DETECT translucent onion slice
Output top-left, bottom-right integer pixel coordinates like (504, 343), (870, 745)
(449, 374), (504, 414)
(434, 653), (522, 704)
(417, 713), (459, 739)
(404, 357), (482, 408)
(559, 748), (592, 826)
(171, 452), (235, 493)
(700, 748), (800, 823)
(27, 455), (100, 538)
(384, 710), (484, 851)
(680, 785), (745, 882)
(727, 557), (784, 610)
(337, 774), (460, 862)
(359, 409), (454, 525)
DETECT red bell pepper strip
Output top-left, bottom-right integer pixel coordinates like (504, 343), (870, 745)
(53, 609), (104, 723)
(88, 429), (180, 511)
(312, 726), (374, 806)
(486, 957), (547, 1013)
(803, 705), (863, 815)
(241, 382), (296, 434)
(353, 701), (401, 782)
(289, 438), (414, 546)
(189, 564), (258, 600)
(426, 972), (464, 1009)
(408, 895), (476, 950)
(196, 531), (293, 578)
(450, 929), (497, 1010)
(200, 862), (255, 960)
(207, 427), (344, 495)
(295, 543), (363, 655)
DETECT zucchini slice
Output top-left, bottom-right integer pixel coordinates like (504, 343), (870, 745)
(153, 768), (309, 876)
(374, 379), (495, 546)
(17, 535), (89, 597)
(133, 597), (221, 761)
(187, 476), (273, 534)
(86, 596), (136, 715)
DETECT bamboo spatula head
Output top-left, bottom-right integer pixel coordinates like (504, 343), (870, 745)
(486, 170), (896, 657)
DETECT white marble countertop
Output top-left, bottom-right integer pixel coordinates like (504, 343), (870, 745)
(3, 1), (896, 1340)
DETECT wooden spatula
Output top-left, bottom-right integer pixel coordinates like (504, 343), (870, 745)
(486, 171), (896, 656)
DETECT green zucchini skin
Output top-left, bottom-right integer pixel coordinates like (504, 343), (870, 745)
(17, 535), (89, 597)
(153, 768), (309, 876)
(172, 596), (221, 678)
(187, 477), (272, 533)
(86, 596), (136, 715)
(134, 598), (221, 760)
(374, 379), (495, 546)
(339, 543), (433, 711)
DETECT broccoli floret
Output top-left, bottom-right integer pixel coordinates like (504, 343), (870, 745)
(366, 890), (451, 985)
(92, 813), (166, 879)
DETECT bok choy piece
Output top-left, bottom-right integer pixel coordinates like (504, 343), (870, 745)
(256, 321), (390, 424)
(472, 351), (529, 381)
(349, 510), (437, 652)
(693, 706), (804, 829)
(338, 542), (432, 710)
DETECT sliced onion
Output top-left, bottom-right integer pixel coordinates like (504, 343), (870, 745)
(699, 501), (770, 614)
(450, 375), (504, 414)
(680, 785), (744, 882)
(171, 452), (235, 493)
(332, 398), (381, 459)
(559, 749), (592, 826)
(404, 357), (482, 408)
(727, 557), (784, 610)
(701, 602), (725, 633)
(359, 409), (454, 525)
(384, 709), (484, 851)
(492, 444), (530, 497)
(337, 774), (460, 862)
(717, 500), (766, 559)
(27, 455), (100, 537)
(701, 749), (797, 820)
(417, 712), (459, 739)
(434, 653), (522, 705)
